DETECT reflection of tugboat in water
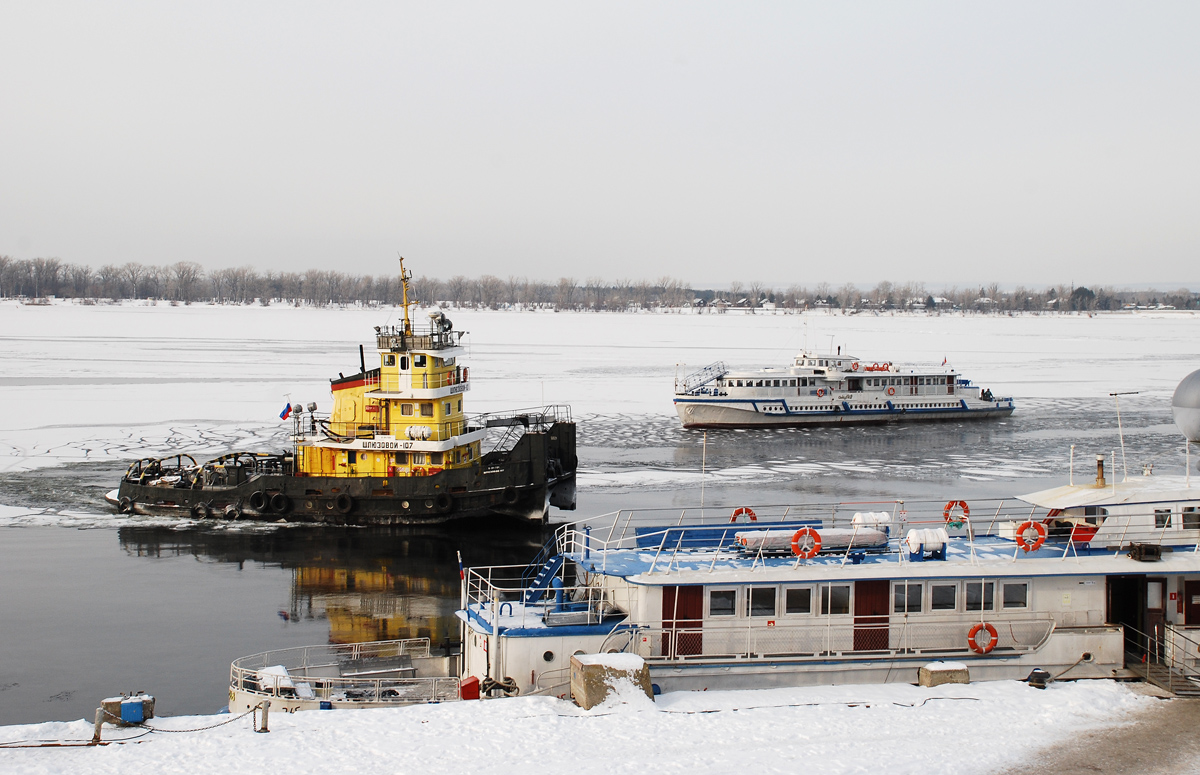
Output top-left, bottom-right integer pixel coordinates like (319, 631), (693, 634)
(106, 260), (577, 524)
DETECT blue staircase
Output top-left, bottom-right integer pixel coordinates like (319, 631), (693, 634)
(522, 555), (565, 605)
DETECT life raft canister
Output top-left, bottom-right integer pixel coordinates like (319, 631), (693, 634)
(1015, 520), (1047, 552)
(791, 527), (821, 559)
(943, 500), (970, 528)
(968, 622), (998, 654)
(730, 506), (757, 523)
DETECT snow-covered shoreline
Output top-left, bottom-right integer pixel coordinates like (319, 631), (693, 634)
(0, 680), (1160, 775)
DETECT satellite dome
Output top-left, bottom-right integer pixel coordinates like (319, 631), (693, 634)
(1173, 368), (1200, 442)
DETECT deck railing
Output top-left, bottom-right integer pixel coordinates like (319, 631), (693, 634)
(548, 498), (1200, 573)
(600, 618), (1056, 663)
(229, 638), (459, 706)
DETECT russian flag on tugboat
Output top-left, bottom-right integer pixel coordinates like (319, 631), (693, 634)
(457, 550), (465, 580)
(279, 403), (292, 420)
(942, 357), (947, 366)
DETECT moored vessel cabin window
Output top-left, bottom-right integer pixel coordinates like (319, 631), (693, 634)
(414, 355), (426, 367)
(420, 403), (434, 417)
(393, 452), (407, 464)
(1185, 507), (1200, 530)
(1002, 582), (1028, 609)
(785, 588), (812, 615)
(400, 356), (409, 369)
(1084, 506), (1108, 525)
(820, 584), (851, 615)
(894, 582), (922, 613)
(443, 402), (452, 415)
(384, 354), (396, 366)
(401, 403), (414, 416)
(708, 589), (736, 617)
(431, 452), (443, 465)
(965, 581), (995, 611)
(931, 584), (957, 610)
(1155, 509), (1172, 528)
(747, 587), (777, 616)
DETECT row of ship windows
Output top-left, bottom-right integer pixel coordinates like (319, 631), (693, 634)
(344, 447), (474, 465)
(1156, 507), (1200, 529)
(381, 354), (456, 369)
(703, 581), (1031, 618)
(377, 400), (462, 417)
(726, 378), (816, 388)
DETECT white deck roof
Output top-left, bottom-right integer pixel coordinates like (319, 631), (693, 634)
(1018, 476), (1199, 510)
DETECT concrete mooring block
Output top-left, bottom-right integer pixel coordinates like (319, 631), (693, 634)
(918, 661), (969, 687)
(570, 653), (653, 710)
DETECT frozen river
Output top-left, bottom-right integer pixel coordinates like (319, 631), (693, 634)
(0, 301), (1197, 725)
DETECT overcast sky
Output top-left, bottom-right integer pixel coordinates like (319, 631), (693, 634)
(1, 2), (1197, 287)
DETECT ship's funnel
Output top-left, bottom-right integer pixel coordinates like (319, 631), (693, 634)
(1173, 368), (1200, 442)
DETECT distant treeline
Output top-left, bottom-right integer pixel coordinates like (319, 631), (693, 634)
(0, 255), (1196, 312)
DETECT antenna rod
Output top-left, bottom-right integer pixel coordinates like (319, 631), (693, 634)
(1110, 391), (1138, 482)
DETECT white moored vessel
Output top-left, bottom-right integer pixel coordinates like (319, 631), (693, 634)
(673, 351), (1013, 428)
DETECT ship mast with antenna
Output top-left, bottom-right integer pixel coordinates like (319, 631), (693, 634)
(398, 255), (413, 335)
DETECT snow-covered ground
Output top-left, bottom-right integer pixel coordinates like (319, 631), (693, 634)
(0, 679), (1162, 775)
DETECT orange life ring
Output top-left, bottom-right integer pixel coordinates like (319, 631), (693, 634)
(790, 527), (821, 559)
(730, 507), (757, 523)
(943, 500), (970, 526)
(886, 387), (895, 396)
(968, 622), (998, 654)
(851, 362), (860, 371)
(1015, 521), (1047, 552)
(871, 362), (880, 370)
(816, 388), (825, 397)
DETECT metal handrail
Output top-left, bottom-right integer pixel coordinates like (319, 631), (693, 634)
(600, 618), (1056, 663)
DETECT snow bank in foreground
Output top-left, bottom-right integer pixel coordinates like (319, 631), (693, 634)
(0, 680), (1152, 775)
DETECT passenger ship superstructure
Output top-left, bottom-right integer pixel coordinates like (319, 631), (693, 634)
(674, 351), (1014, 428)
(456, 457), (1200, 697)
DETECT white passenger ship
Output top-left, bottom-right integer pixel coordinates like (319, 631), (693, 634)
(673, 351), (1013, 428)
(455, 460), (1197, 697)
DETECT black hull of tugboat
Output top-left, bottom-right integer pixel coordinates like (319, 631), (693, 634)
(113, 423), (577, 525)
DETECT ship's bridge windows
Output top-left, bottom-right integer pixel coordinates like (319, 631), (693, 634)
(784, 587), (812, 615)
(746, 587), (777, 617)
(393, 451), (407, 465)
(1155, 509), (1172, 529)
(414, 354), (427, 368)
(1002, 582), (1028, 609)
(894, 582), (922, 613)
(444, 357), (455, 367)
(443, 402), (452, 415)
(420, 402), (434, 417)
(789, 379), (796, 387)
(400, 356), (409, 370)
(1185, 507), (1200, 530)
(708, 589), (736, 617)
(401, 403), (414, 416)
(431, 452), (443, 465)
(383, 354), (396, 367)
(965, 581), (995, 612)
(820, 584), (851, 615)
(931, 583), (957, 611)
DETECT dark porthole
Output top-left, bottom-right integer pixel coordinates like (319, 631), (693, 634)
(543, 650), (555, 662)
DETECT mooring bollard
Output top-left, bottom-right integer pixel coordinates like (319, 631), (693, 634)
(256, 699), (270, 733)
(90, 708), (104, 745)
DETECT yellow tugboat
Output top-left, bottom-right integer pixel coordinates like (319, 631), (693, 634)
(107, 260), (577, 524)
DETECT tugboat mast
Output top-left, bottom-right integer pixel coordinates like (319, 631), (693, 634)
(398, 255), (413, 337)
